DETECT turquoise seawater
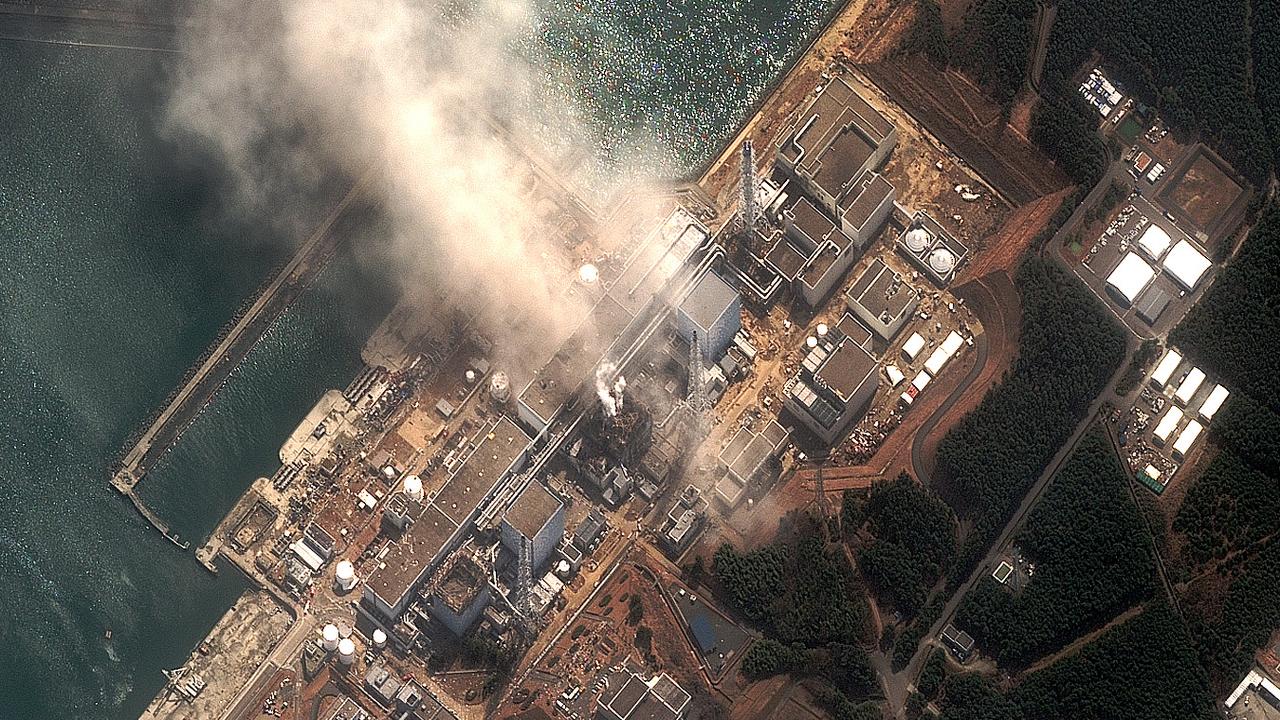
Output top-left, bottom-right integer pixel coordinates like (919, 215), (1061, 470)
(0, 1), (838, 716)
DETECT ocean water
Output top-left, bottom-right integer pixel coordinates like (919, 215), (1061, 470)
(0, 1), (837, 717)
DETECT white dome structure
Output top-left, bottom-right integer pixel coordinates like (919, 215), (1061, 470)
(335, 560), (357, 591)
(578, 263), (599, 284)
(928, 248), (957, 276)
(337, 637), (356, 665)
(489, 371), (511, 404)
(372, 629), (387, 648)
(806, 336), (818, 349)
(904, 227), (931, 253)
(403, 474), (424, 503)
(816, 323), (828, 337)
(321, 624), (339, 652)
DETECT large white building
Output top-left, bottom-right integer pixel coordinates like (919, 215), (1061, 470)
(1162, 238), (1212, 291)
(1106, 252), (1155, 306)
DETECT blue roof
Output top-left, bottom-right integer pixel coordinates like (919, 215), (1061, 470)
(689, 613), (718, 653)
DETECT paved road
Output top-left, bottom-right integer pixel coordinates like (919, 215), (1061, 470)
(909, 325), (991, 487)
(884, 333), (1140, 717)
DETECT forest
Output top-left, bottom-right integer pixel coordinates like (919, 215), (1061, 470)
(939, 603), (1217, 720)
(714, 520), (880, 712)
(850, 474), (956, 616)
(936, 257), (1125, 581)
(1172, 204), (1280, 402)
(1173, 449), (1280, 568)
(955, 429), (1155, 666)
(907, 0), (1280, 187)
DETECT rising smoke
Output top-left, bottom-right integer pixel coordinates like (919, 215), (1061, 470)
(594, 360), (626, 418)
(165, 0), (668, 378)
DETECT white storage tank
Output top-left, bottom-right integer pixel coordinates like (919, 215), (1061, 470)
(403, 474), (424, 503)
(337, 637), (356, 665)
(489, 371), (511, 404)
(321, 624), (340, 652)
(335, 560), (357, 591)
(372, 629), (387, 649)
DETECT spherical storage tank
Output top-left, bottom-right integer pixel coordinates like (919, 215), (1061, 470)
(372, 629), (387, 649)
(335, 560), (357, 591)
(928, 248), (956, 276)
(904, 227), (931, 254)
(337, 638), (356, 665)
(321, 624), (340, 652)
(489, 370), (511, 404)
(403, 474), (424, 502)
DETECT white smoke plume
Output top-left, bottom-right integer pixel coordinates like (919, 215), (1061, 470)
(595, 360), (625, 418)
(164, 0), (668, 378)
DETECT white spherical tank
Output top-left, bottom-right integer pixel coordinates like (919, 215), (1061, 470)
(489, 371), (511, 404)
(337, 637), (356, 665)
(403, 474), (424, 503)
(372, 629), (387, 649)
(806, 336), (818, 349)
(335, 560), (357, 591)
(578, 263), (600, 285)
(816, 323), (828, 337)
(928, 248), (957, 275)
(905, 227), (931, 253)
(321, 624), (340, 652)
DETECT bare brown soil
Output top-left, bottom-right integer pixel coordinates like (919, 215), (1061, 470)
(1162, 149), (1248, 240)
(862, 56), (1070, 205)
(936, 0), (975, 34)
(1006, 87), (1038, 141)
(960, 186), (1075, 281)
(1019, 602), (1148, 675)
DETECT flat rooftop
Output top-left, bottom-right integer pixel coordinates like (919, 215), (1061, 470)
(817, 339), (878, 402)
(781, 77), (894, 177)
(433, 417), (530, 524)
(765, 239), (808, 281)
(680, 271), (737, 332)
(502, 481), (563, 540)
(520, 294), (634, 420)
(789, 196), (835, 247)
(720, 420), (789, 482)
(848, 258), (916, 324)
(836, 313), (874, 347)
(839, 172), (895, 230)
(367, 504), (459, 609)
(814, 130), (875, 198)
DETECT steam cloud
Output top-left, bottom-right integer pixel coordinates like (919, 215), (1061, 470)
(594, 360), (626, 418)
(165, 0), (667, 378)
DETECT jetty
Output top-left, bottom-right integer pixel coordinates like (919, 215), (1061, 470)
(111, 171), (372, 545)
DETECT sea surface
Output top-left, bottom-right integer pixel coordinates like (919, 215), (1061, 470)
(0, 2), (837, 717)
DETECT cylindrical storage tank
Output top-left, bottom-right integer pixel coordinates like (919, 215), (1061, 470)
(905, 227), (930, 253)
(321, 624), (339, 652)
(578, 263), (599, 285)
(816, 323), (828, 337)
(403, 474), (424, 503)
(928, 248), (956, 276)
(337, 637), (356, 665)
(489, 371), (511, 404)
(372, 629), (387, 649)
(806, 336), (818, 349)
(335, 560), (357, 591)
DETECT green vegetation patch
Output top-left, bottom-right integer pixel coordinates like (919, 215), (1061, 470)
(1174, 449), (1280, 568)
(851, 474), (956, 616)
(937, 257), (1126, 582)
(940, 603), (1216, 720)
(949, 0), (1036, 110)
(956, 429), (1155, 666)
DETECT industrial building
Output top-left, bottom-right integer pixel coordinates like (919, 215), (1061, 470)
(1152, 406), (1183, 446)
(363, 417), (530, 622)
(427, 550), (491, 636)
(1175, 366), (1206, 405)
(1105, 252), (1156, 307)
(896, 211), (969, 286)
(765, 195), (889, 307)
(499, 481), (566, 572)
(783, 329), (879, 445)
(1162, 238), (1213, 291)
(1150, 349), (1182, 389)
(1137, 224), (1173, 261)
(659, 485), (708, 555)
(676, 271), (741, 361)
(1172, 419), (1203, 460)
(597, 666), (691, 720)
(1198, 384), (1230, 422)
(1133, 285), (1171, 325)
(845, 258), (919, 341)
(713, 419), (790, 507)
(775, 76), (898, 242)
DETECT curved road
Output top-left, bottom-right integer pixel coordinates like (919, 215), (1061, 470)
(909, 325), (991, 487)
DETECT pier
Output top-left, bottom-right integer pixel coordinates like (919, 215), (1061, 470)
(111, 171), (372, 545)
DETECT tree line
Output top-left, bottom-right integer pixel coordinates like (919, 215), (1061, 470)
(936, 257), (1126, 582)
(956, 428), (1156, 666)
